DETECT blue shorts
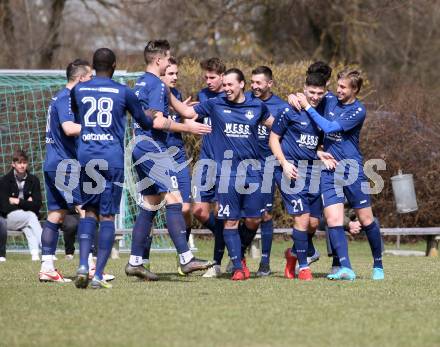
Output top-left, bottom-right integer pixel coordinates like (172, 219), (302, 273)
(44, 170), (81, 210)
(192, 157), (217, 203)
(274, 167), (322, 218)
(132, 146), (179, 196)
(80, 167), (124, 216)
(216, 174), (265, 220)
(169, 146), (191, 203)
(321, 168), (371, 209)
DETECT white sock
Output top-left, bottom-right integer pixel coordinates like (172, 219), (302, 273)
(41, 255), (54, 272)
(129, 255), (143, 266)
(179, 250), (194, 265)
(88, 253), (95, 269)
(142, 258), (150, 265)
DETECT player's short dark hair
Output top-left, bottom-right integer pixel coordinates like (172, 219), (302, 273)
(66, 59), (90, 82)
(337, 69), (363, 93)
(251, 66), (273, 80)
(307, 61), (332, 82)
(12, 149), (28, 162)
(200, 57), (226, 75)
(168, 56), (178, 65)
(144, 40), (170, 64)
(305, 73), (327, 87)
(93, 48), (116, 73)
(224, 68), (246, 84)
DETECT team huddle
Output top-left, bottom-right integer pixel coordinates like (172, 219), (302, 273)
(40, 39), (384, 289)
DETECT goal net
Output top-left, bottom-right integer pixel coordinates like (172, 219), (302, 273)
(0, 70), (173, 253)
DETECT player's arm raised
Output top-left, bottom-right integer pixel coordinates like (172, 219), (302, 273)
(296, 93), (343, 134)
(169, 92), (198, 119)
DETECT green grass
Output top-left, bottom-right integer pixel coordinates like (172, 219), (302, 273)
(1, 239), (439, 347)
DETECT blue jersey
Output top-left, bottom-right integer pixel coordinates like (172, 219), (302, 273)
(71, 76), (151, 169)
(322, 94), (366, 165)
(271, 106), (321, 166)
(44, 87), (77, 171)
(133, 72), (170, 151)
(166, 88), (184, 149)
(247, 92), (288, 161)
(197, 88), (225, 160)
(194, 94), (270, 175)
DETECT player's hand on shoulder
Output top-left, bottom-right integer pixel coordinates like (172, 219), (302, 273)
(296, 93), (310, 109)
(185, 120), (211, 135)
(287, 93), (301, 111)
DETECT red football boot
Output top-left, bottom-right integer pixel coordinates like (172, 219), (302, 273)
(231, 269), (246, 281)
(284, 248), (297, 279)
(298, 267), (313, 281)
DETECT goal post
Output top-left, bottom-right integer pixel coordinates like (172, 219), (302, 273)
(0, 69), (174, 253)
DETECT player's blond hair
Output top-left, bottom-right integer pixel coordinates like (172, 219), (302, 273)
(337, 69), (363, 93)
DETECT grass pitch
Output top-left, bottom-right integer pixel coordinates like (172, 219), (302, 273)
(1, 239), (439, 347)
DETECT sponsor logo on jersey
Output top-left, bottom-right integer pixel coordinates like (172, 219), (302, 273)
(258, 124), (269, 137)
(224, 123), (251, 138)
(82, 133), (114, 141)
(245, 110), (255, 120)
(79, 87), (119, 94)
(296, 133), (319, 148)
(45, 137), (55, 144)
(203, 117), (212, 126)
(326, 132), (342, 142)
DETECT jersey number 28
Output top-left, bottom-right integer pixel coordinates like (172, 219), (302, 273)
(82, 96), (113, 127)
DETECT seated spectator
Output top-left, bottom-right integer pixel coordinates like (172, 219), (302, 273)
(0, 149), (43, 261)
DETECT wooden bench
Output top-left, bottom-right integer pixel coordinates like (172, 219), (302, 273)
(381, 227), (440, 257)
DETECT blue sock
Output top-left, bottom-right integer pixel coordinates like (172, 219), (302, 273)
(332, 256), (341, 267)
(329, 233), (341, 267)
(293, 229), (308, 268)
(307, 233), (316, 257)
(166, 204), (190, 254)
(143, 235), (153, 260)
(41, 221), (60, 255)
(213, 219), (225, 265)
(94, 221), (115, 280)
(186, 227), (192, 242)
(131, 209), (156, 257)
(223, 228), (242, 270)
(78, 217), (98, 269)
(328, 226), (351, 269)
(203, 212), (216, 233)
(364, 220), (383, 269)
(260, 219), (273, 265)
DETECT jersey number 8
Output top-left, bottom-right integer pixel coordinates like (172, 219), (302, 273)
(82, 96), (113, 127)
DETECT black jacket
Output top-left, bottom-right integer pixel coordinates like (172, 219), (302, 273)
(0, 169), (42, 217)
